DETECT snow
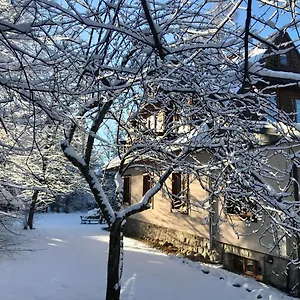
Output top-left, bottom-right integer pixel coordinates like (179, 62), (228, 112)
(248, 47), (267, 65)
(250, 64), (300, 81)
(0, 213), (293, 300)
(86, 208), (100, 216)
(115, 172), (123, 193)
(105, 156), (121, 169)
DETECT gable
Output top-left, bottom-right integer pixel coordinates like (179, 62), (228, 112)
(264, 32), (300, 73)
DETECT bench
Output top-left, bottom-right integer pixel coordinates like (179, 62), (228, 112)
(80, 215), (104, 224)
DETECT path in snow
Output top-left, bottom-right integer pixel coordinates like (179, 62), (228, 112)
(0, 213), (292, 300)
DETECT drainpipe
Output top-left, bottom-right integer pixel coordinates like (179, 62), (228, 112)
(297, 238), (300, 297)
(208, 177), (216, 251)
(290, 163), (300, 296)
(209, 211), (214, 250)
(292, 164), (300, 297)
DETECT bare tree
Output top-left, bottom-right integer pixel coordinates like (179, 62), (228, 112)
(0, 104), (87, 228)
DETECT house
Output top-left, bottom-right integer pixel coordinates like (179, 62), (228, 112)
(106, 31), (300, 294)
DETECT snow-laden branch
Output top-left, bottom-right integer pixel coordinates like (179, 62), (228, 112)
(61, 140), (115, 224)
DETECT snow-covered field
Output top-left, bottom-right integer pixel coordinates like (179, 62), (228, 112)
(0, 213), (294, 300)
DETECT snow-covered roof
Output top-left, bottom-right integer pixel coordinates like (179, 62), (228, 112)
(248, 47), (267, 66)
(104, 156), (121, 170)
(171, 124), (211, 148)
(247, 31), (300, 81)
(249, 65), (300, 81)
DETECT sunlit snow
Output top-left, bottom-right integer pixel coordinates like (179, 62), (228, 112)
(0, 213), (293, 300)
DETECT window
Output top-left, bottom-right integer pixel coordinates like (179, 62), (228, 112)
(143, 174), (154, 209)
(153, 115), (157, 131)
(156, 112), (164, 134)
(146, 115), (159, 132)
(172, 113), (179, 122)
(231, 254), (243, 274)
(243, 258), (262, 279)
(171, 172), (190, 214)
(279, 54), (288, 66)
(123, 176), (131, 205)
(278, 235), (287, 257)
(267, 96), (277, 121)
(274, 229), (287, 257)
(225, 197), (257, 222)
(147, 117), (151, 129)
(295, 99), (300, 123)
(172, 172), (181, 204)
(228, 254), (262, 280)
(292, 163), (299, 201)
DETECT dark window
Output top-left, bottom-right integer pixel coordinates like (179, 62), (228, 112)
(279, 54), (288, 66)
(231, 254), (244, 274)
(277, 92), (295, 120)
(228, 254), (262, 280)
(244, 259), (255, 275)
(154, 115), (157, 131)
(295, 99), (300, 123)
(243, 258), (261, 279)
(172, 113), (179, 122)
(143, 174), (151, 195)
(143, 174), (154, 209)
(172, 173), (181, 200)
(225, 197), (257, 222)
(292, 163), (299, 201)
(123, 176), (131, 205)
(147, 118), (151, 129)
(171, 172), (190, 214)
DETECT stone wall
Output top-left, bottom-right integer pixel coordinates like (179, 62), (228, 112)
(124, 217), (298, 295)
(124, 218), (220, 262)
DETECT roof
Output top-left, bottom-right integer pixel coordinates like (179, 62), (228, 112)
(248, 47), (267, 65)
(103, 156), (121, 170)
(248, 31), (300, 82)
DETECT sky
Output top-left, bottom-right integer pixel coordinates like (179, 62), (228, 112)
(237, 0), (299, 43)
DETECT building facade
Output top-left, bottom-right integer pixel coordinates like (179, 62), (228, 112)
(107, 31), (300, 295)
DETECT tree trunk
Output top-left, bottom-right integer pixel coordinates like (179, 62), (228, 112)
(24, 190), (39, 230)
(63, 196), (69, 213)
(297, 237), (300, 297)
(55, 195), (60, 213)
(106, 218), (123, 300)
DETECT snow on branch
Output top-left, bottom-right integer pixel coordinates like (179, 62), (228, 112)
(61, 140), (87, 167)
(61, 140), (115, 224)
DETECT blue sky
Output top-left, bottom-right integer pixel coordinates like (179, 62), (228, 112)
(236, 0), (299, 43)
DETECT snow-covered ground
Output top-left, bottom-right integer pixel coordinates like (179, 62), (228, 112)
(0, 213), (294, 300)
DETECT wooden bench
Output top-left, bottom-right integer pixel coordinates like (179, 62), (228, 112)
(80, 215), (103, 224)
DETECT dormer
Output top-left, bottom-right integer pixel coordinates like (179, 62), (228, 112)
(265, 32), (300, 74)
(249, 31), (300, 79)
(247, 32), (300, 122)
